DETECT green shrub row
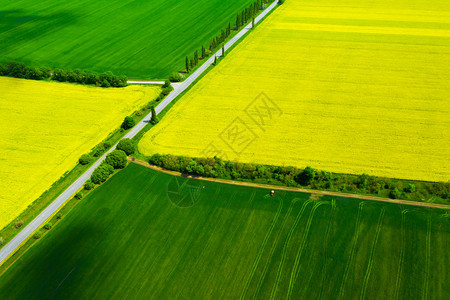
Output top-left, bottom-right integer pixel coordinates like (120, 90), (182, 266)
(84, 141), (136, 190)
(88, 150), (128, 185)
(81, 139), (135, 190)
(148, 154), (449, 203)
(0, 62), (127, 87)
(155, 80), (174, 101)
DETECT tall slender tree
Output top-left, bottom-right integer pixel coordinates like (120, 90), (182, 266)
(150, 106), (159, 125)
(185, 56), (189, 72)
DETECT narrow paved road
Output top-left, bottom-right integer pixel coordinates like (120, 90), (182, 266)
(0, 1), (278, 265)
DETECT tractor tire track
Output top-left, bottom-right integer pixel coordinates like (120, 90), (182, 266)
(422, 214), (431, 300)
(394, 210), (408, 300)
(269, 200), (312, 300)
(318, 199), (336, 300)
(252, 198), (298, 299)
(240, 195), (283, 300)
(338, 201), (366, 300)
(287, 201), (327, 299)
(360, 207), (385, 300)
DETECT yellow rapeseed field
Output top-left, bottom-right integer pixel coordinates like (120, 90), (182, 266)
(140, 0), (450, 182)
(0, 77), (160, 229)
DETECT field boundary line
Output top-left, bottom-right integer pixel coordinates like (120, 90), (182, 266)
(360, 208), (386, 300)
(133, 160), (450, 210)
(0, 1), (280, 266)
(240, 195), (283, 300)
(270, 200), (312, 300)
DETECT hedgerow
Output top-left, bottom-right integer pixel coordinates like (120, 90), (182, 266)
(0, 62), (127, 87)
(148, 154), (449, 203)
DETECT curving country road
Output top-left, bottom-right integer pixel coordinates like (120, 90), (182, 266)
(0, 1), (279, 265)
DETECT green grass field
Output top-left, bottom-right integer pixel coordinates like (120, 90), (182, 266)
(0, 0), (254, 78)
(0, 163), (448, 299)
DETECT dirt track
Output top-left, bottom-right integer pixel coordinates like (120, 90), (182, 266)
(130, 159), (450, 210)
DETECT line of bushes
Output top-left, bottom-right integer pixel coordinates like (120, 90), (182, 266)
(83, 139), (136, 190)
(155, 80), (174, 101)
(0, 62), (127, 87)
(148, 154), (449, 204)
(84, 149), (128, 189)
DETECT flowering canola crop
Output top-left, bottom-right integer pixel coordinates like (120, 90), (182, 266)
(139, 0), (450, 182)
(0, 77), (160, 229)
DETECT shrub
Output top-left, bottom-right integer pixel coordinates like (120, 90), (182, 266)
(56, 213), (62, 220)
(74, 192), (83, 200)
(44, 223), (52, 230)
(169, 72), (183, 82)
(103, 141), (112, 149)
(117, 139), (135, 155)
(121, 116), (135, 130)
(85, 71), (100, 85)
(162, 79), (172, 88)
(389, 188), (402, 199)
(0, 237), (4, 245)
(105, 150), (127, 169)
(25, 67), (44, 80)
(149, 153), (163, 165)
(15, 219), (24, 229)
(79, 154), (92, 165)
(92, 145), (105, 157)
(26, 66), (51, 80)
(161, 86), (173, 96)
(53, 68), (68, 82)
(5, 62), (27, 78)
(90, 162), (114, 184)
(404, 183), (416, 193)
(101, 79), (111, 87)
(0, 64), (6, 76)
(84, 179), (95, 190)
(295, 166), (315, 186)
(33, 233), (42, 240)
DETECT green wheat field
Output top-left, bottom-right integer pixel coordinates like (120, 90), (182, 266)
(0, 164), (447, 299)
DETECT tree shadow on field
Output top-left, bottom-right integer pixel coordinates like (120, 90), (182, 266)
(0, 222), (103, 299)
(0, 9), (79, 56)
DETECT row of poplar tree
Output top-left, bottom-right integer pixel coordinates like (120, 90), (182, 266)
(185, 0), (273, 73)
